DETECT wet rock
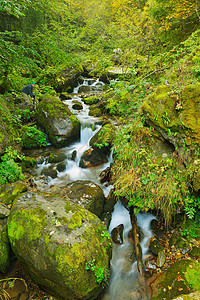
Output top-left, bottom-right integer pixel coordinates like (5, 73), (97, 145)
(7, 192), (112, 300)
(71, 150), (77, 161)
(56, 162), (67, 172)
(150, 219), (159, 232)
(99, 167), (111, 184)
(59, 92), (72, 100)
(156, 251), (166, 267)
(149, 238), (164, 255)
(48, 152), (67, 163)
(111, 224), (124, 244)
(37, 96), (80, 147)
(72, 100), (83, 110)
(41, 167), (57, 179)
(64, 180), (105, 218)
(79, 147), (107, 168)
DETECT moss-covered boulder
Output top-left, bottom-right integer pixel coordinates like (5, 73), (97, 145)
(37, 96), (80, 147)
(141, 84), (200, 162)
(89, 108), (102, 117)
(48, 152), (67, 163)
(7, 192), (112, 300)
(64, 180), (106, 218)
(151, 260), (200, 300)
(0, 181), (28, 206)
(0, 223), (10, 273)
(72, 100), (83, 110)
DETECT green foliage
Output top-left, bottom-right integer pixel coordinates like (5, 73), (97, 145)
(21, 125), (47, 149)
(0, 147), (24, 185)
(85, 258), (108, 285)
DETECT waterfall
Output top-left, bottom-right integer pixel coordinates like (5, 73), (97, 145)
(102, 201), (156, 300)
(34, 78), (156, 299)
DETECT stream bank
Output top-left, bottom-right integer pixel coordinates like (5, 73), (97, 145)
(0, 77), (199, 300)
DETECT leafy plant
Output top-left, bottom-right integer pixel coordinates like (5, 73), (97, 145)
(21, 126), (47, 149)
(0, 147), (24, 185)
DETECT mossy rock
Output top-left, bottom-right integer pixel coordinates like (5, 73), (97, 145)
(83, 96), (100, 105)
(0, 181), (28, 206)
(89, 108), (102, 117)
(7, 192), (112, 300)
(36, 96), (80, 147)
(79, 147), (107, 168)
(151, 260), (199, 300)
(189, 247), (200, 258)
(72, 100), (83, 110)
(149, 238), (164, 255)
(48, 152), (67, 163)
(141, 84), (200, 153)
(64, 180), (106, 218)
(0, 224), (10, 273)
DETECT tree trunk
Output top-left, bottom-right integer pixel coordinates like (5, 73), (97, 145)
(129, 206), (150, 300)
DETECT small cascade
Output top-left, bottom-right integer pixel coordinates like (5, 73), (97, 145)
(33, 77), (156, 299)
(103, 201), (156, 300)
(73, 78), (105, 94)
(35, 78), (112, 196)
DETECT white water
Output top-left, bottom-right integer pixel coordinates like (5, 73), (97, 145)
(35, 79), (113, 196)
(103, 201), (157, 300)
(35, 78), (156, 299)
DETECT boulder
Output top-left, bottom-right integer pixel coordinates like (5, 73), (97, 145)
(48, 152), (67, 163)
(0, 181), (28, 206)
(151, 260), (199, 300)
(141, 84), (200, 164)
(72, 100), (83, 110)
(64, 180), (106, 218)
(37, 96), (80, 147)
(7, 192), (112, 300)
(79, 148), (107, 168)
(149, 237), (164, 255)
(0, 223), (10, 273)
(111, 224), (124, 244)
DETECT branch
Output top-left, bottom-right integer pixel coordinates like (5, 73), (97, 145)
(131, 66), (171, 92)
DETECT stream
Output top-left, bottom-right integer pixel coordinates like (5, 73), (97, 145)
(25, 78), (156, 299)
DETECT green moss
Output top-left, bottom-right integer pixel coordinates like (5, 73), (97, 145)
(89, 108), (102, 117)
(152, 260), (198, 300)
(0, 181), (28, 205)
(8, 208), (48, 245)
(185, 262), (200, 290)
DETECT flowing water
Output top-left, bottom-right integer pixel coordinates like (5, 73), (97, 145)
(30, 78), (156, 299)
